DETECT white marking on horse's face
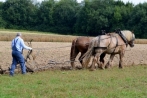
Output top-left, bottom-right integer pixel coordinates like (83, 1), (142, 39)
(122, 30), (135, 47)
(129, 33), (135, 47)
(129, 40), (135, 47)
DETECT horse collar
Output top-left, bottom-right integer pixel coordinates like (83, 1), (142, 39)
(118, 31), (128, 46)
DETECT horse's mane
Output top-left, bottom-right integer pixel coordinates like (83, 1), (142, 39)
(121, 30), (134, 41)
(106, 32), (116, 35)
(107, 30), (134, 42)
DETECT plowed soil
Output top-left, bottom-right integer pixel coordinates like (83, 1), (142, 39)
(0, 41), (147, 72)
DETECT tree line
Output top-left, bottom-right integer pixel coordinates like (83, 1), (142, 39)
(0, 0), (147, 38)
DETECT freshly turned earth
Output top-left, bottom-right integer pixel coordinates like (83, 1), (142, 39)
(0, 42), (147, 71)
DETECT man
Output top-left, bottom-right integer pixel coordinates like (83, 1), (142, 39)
(10, 33), (32, 76)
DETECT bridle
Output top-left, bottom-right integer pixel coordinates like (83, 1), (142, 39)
(117, 30), (135, 47)
(117, 30), (128, 46)
(130, 32), (135, 42)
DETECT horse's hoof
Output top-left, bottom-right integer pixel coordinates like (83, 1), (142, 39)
(105, 65), (111, 69)
(119, 67), (123, 69)
(69, 67), (73, 70)
(89, 69), (96, 71)
(75, 66), (83, 70)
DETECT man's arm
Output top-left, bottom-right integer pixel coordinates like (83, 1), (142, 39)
(20, 39), (32, 50)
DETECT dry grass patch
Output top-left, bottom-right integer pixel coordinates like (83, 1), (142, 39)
(134, 39), (147, 44)
(0, 30), (147, 43)
(0, 30), (78, 42)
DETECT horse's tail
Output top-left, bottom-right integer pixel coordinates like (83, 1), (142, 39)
(70, 38), (76, 61)
(81, 39), (95, 68)
(70, 38), (78, 68)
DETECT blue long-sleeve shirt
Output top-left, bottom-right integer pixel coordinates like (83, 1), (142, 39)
(11, 36), (32, 52)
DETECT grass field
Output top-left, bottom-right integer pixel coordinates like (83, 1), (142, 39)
(0, 65), (147, 98)
(0, 29), (147, 98)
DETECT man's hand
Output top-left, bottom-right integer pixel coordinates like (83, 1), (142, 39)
(29, 48), (32, 51)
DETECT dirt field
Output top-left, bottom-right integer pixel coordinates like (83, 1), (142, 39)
(0, 41), (147, 72)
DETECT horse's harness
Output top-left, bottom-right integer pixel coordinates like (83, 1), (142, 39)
(117, 30), (135, 46)
(117, 31), (128, 46)
(97, 30), (133, 53)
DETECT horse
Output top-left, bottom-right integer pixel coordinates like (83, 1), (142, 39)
(81, 30), (135, 71)
(70, 30), (107, 69)
(70, 37), (92, 69)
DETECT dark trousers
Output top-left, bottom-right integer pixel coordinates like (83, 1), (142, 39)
(10, 51), (26, 76)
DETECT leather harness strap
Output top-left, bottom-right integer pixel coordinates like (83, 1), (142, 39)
(118, 31), (128, 46)
(107, 35), (112, 48)
(112, 36), (118, 53)
(106, 34), (118, 54)
(98, 36), (101, 46)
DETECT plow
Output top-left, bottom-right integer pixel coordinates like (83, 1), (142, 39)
(0, 40), (79, 75)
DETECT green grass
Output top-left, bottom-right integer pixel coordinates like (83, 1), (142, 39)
(0, 65), (147, 98)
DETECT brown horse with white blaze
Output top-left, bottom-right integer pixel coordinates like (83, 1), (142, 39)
(82, 30), (135, 71)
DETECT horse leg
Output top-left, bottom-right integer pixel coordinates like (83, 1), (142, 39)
(79, 52), (87, 69)
(105, 54), (115, 69)
(71, 52), (79, 69)
(89, 56), (98, 71)
(119, 51), (125, 68)
(89, 49), (103, 71)
(100, 53), (106, 64)
(70, 46), (79, 70)
(98, 53), (106, 69)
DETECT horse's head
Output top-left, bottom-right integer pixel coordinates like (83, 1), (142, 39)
(121, 30), (135, 47)
(128, 33), (135, 47)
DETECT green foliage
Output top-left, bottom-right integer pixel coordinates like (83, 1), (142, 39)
(0, 2), (6, 28)
(128, 3), (147, 38)
(75, 0), (114, 36)
(0, 65), (147, 98)
(0, 0), (146, 38)
(52, 0), (78, 34)
(2, 0), (38, 30)
(36, 0), (55, 31)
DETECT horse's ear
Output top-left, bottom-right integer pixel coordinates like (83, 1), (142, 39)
(114, 29), (117, 33)
(117, 28), (121, 31)
(132, 31), (134, 34)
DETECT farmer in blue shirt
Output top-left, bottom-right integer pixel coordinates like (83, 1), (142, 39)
(10, 33), (32, 76)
